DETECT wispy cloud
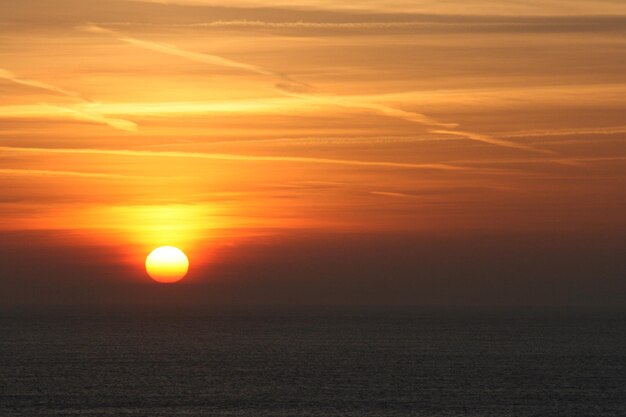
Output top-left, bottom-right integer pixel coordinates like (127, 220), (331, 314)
(0, 103), (138, 132)
(78, 24), (458, 129)
(97, 17), (626, 34)
(0, 68), (87, 101)
(0, 145), (466, 171)
(78, 24), (552, 153)
(0, 69), (138, 132)
(46, 104), (138, 132)
(0, 168), (146, 180)
(431, 129), (556, 154)
(501, 125), (626, 138)
(79, 23), (309, 89)
(448, 155), (626, 167)
(280, 90), (456, 128)
(295, 93), (550, 153)
(369, 191), (417, 198)
(123, 0), (626, 16)
(287, 91), (549, 155)
(103, 20), (440, 29)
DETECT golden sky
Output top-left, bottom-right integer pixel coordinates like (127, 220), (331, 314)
(1, 0), (626, 307)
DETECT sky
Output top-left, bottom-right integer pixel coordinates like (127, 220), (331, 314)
(1, 0), (626, 309)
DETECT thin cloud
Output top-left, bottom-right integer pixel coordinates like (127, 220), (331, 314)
(278, 89), (456, 129)
(100, 21), (438, 29)
(46, 104), (138, 132)
(370, 191), (417, 198)
(98, 18), (626, 34)
(0, 69), (138, 132)
(0, 146), (466, 171)
(0, 168), (148, 180)
(0, 68), (87, 101)
(197, 135), (456, 146)
(446, 155), (626, 167)
(78, 24), (456, 129)
(0, 103), (138, 132)
(122, 0), (626, 16)
(79, 24), (309, 90)
(430, 129), (555, 154)
(501, 125), (626, 138)
(78, 24), (552, 154)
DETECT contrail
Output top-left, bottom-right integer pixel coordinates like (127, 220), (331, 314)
(445, 155), (625, 167)
(79, 24), (552, 153)
(0, 145), (466, 171)
(500, 125), (626, 138)
(0, 103), (138, 132)
(0, 69), (138, 132)
(46, 104), (138, 132)
(430, 129), (556, 154)
(0, 68), (87, 101)
(369, 191), (417, 198)
(97, 21), (435, 29)
(79, 24), (459, 129)
(0, 168), (147, 180)
(290, 93), (551, 153)
(278, 89), (457, 129)
(79, 24), (309, 89)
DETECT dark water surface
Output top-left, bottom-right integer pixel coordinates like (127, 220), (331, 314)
(1, 309), (625, 416)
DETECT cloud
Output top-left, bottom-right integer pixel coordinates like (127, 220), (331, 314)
(0, 68), (87, 101)
(430, 129), (556, 155)
(97, 17), (626, 35)
(0, 168), (146, 180)
(122, 0), (626, 16)
(0, 69), (138, 132)
(278, 89), (457, 128)
(501, 125), (626, 138)
(296, 93), (550, 153)
(369, 191), (416, 198)
(0, 145), (466, 171)
(79, 23), (310, 90)
(78, 24), (460, 130)
(78, 23), (553, 154)
(0, 103), (138, 132)
(46, 104), (138, 132)
(447, 155), (626, 167)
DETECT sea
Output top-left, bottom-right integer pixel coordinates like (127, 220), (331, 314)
(1, 308), (625, 416)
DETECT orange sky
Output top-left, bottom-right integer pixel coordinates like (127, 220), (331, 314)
(1, 0), (626, 307)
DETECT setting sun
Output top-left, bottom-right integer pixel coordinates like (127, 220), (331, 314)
(145, 246), (189, 283)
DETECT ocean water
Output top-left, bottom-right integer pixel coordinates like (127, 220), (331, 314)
(1, 309), (625, 416)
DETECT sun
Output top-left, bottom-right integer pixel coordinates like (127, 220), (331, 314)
(145, 246), (189, 283)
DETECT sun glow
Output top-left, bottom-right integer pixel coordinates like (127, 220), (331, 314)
(145, 246), (189, 283)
